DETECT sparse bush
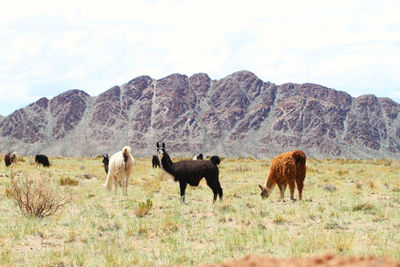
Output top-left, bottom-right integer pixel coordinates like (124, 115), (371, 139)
(273, 215), (286, 224)
(337, 170), (349, 176)
(369, 181), (375, 189)
(382, 158), (392, 166)
(324, 184), (337, 192)
(232, 166), (252, 172)
(59, 177), (79, 186)
(135, 198), (153, 217)
(6, 174), (71, 217)
(352, 202), (374, 212)
(355, 180), (362, 189)
(392, 183), (400, 192)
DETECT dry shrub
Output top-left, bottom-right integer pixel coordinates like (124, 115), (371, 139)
(6, 174), (71, 217)
(232, 166), (252, 172)
(352, 202), (374, 212)
(337, 170), (349, 176)
(142, 176), (162, 195)
(135, 198), (153, 217)
(369, 181), (375, 189)
(355, 180), (362, 189)
(273, 215), (286, 224)
(392, 182), (400, 192)
(59, 177), (79, 186)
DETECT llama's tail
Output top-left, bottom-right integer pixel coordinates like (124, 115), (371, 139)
(122, 146), (131, 171)
(210, 156), (221, 166)
(292, 150), (306, 177)
(104, 174), (113, 191)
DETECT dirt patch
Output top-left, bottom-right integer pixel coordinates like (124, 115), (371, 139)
(197, 254), (400, 267)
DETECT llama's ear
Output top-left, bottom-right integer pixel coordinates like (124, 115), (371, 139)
(156, 142), (159, 147)
(258, 184), (265, 191)
(162, 142), (165, 148)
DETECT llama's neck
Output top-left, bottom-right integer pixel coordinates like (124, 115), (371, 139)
(161, 152), (175, 175)
(266, 178), (276, 192)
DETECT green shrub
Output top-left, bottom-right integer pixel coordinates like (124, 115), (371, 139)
(135, 198), (153, 217)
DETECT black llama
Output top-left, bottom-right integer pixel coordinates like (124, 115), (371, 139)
(156, 142), (223, 203)
(102, 154), (109, 174)
(35, 154), (50, 167)
(152, 155), (160, 168)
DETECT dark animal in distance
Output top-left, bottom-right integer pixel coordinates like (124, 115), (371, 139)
(152, 155), (160, 168)
(193, 153), (203, 160)
(102, 154), (109, 174)
(35, 154), (50, 167)
(4, 152), (17, 167)
(156, 142), (223, 203)
(258, 150), (306, 200)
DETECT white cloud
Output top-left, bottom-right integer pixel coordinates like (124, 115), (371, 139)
(0, 0), (400, 115)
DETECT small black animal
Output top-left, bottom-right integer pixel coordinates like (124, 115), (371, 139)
(102, 154), (109, 174)
(157, 142), (222, 203)
(35, 154), (50, 167)
(152, 155), (160, 168)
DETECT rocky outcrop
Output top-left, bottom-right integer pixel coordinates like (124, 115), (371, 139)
(1, 71), (399, 159)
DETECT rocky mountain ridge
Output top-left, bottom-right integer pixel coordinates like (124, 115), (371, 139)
(1, 70), (399, 159)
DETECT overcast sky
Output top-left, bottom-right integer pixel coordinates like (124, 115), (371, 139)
(1, 0), (399, 116)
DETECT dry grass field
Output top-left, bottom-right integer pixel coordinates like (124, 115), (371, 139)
(0, 155), (399, 266)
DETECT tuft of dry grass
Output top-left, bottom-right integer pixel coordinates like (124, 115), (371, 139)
(355, 180), (362, 189)
(352, 202), (374, 212)
(59, 177), (79, 186)
(135, 198), (153, 217)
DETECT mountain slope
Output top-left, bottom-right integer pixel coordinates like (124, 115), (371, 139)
(1, 71), (399, 158)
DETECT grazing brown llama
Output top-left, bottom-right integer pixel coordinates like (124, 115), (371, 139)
(156, 142), (222, 203)
(4, 152), (17, 167)
(258, 150), (306, 200)
(152, 155), (160, 168)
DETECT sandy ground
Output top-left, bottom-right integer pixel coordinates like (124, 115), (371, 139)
(197, 254), (400, 267)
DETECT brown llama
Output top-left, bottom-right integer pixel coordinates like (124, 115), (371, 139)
(258, 150), (306, 200)
(4, 152), (17, 167)
(157, 142), (222, 203)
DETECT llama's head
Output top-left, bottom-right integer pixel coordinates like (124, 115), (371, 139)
(156, 142), (165, 155)
(258, 184), (270, 199)
(102, 154), (109, 165)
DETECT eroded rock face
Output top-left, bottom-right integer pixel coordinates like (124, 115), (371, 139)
(1, 71), (400, 158)
(50, 90), (90, 139)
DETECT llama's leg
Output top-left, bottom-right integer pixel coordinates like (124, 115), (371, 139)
(288, 180), (296, 200)
(125, 176), (130, 195)
(121, 176), (126, 195)
(206, 178), (222, 203)
(216, 179), (223, 201)
(278, 184), (285, 200)
(296, 177), (304, 200)
(179, 181), (187, 203)
(218, 186), (223, 201)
